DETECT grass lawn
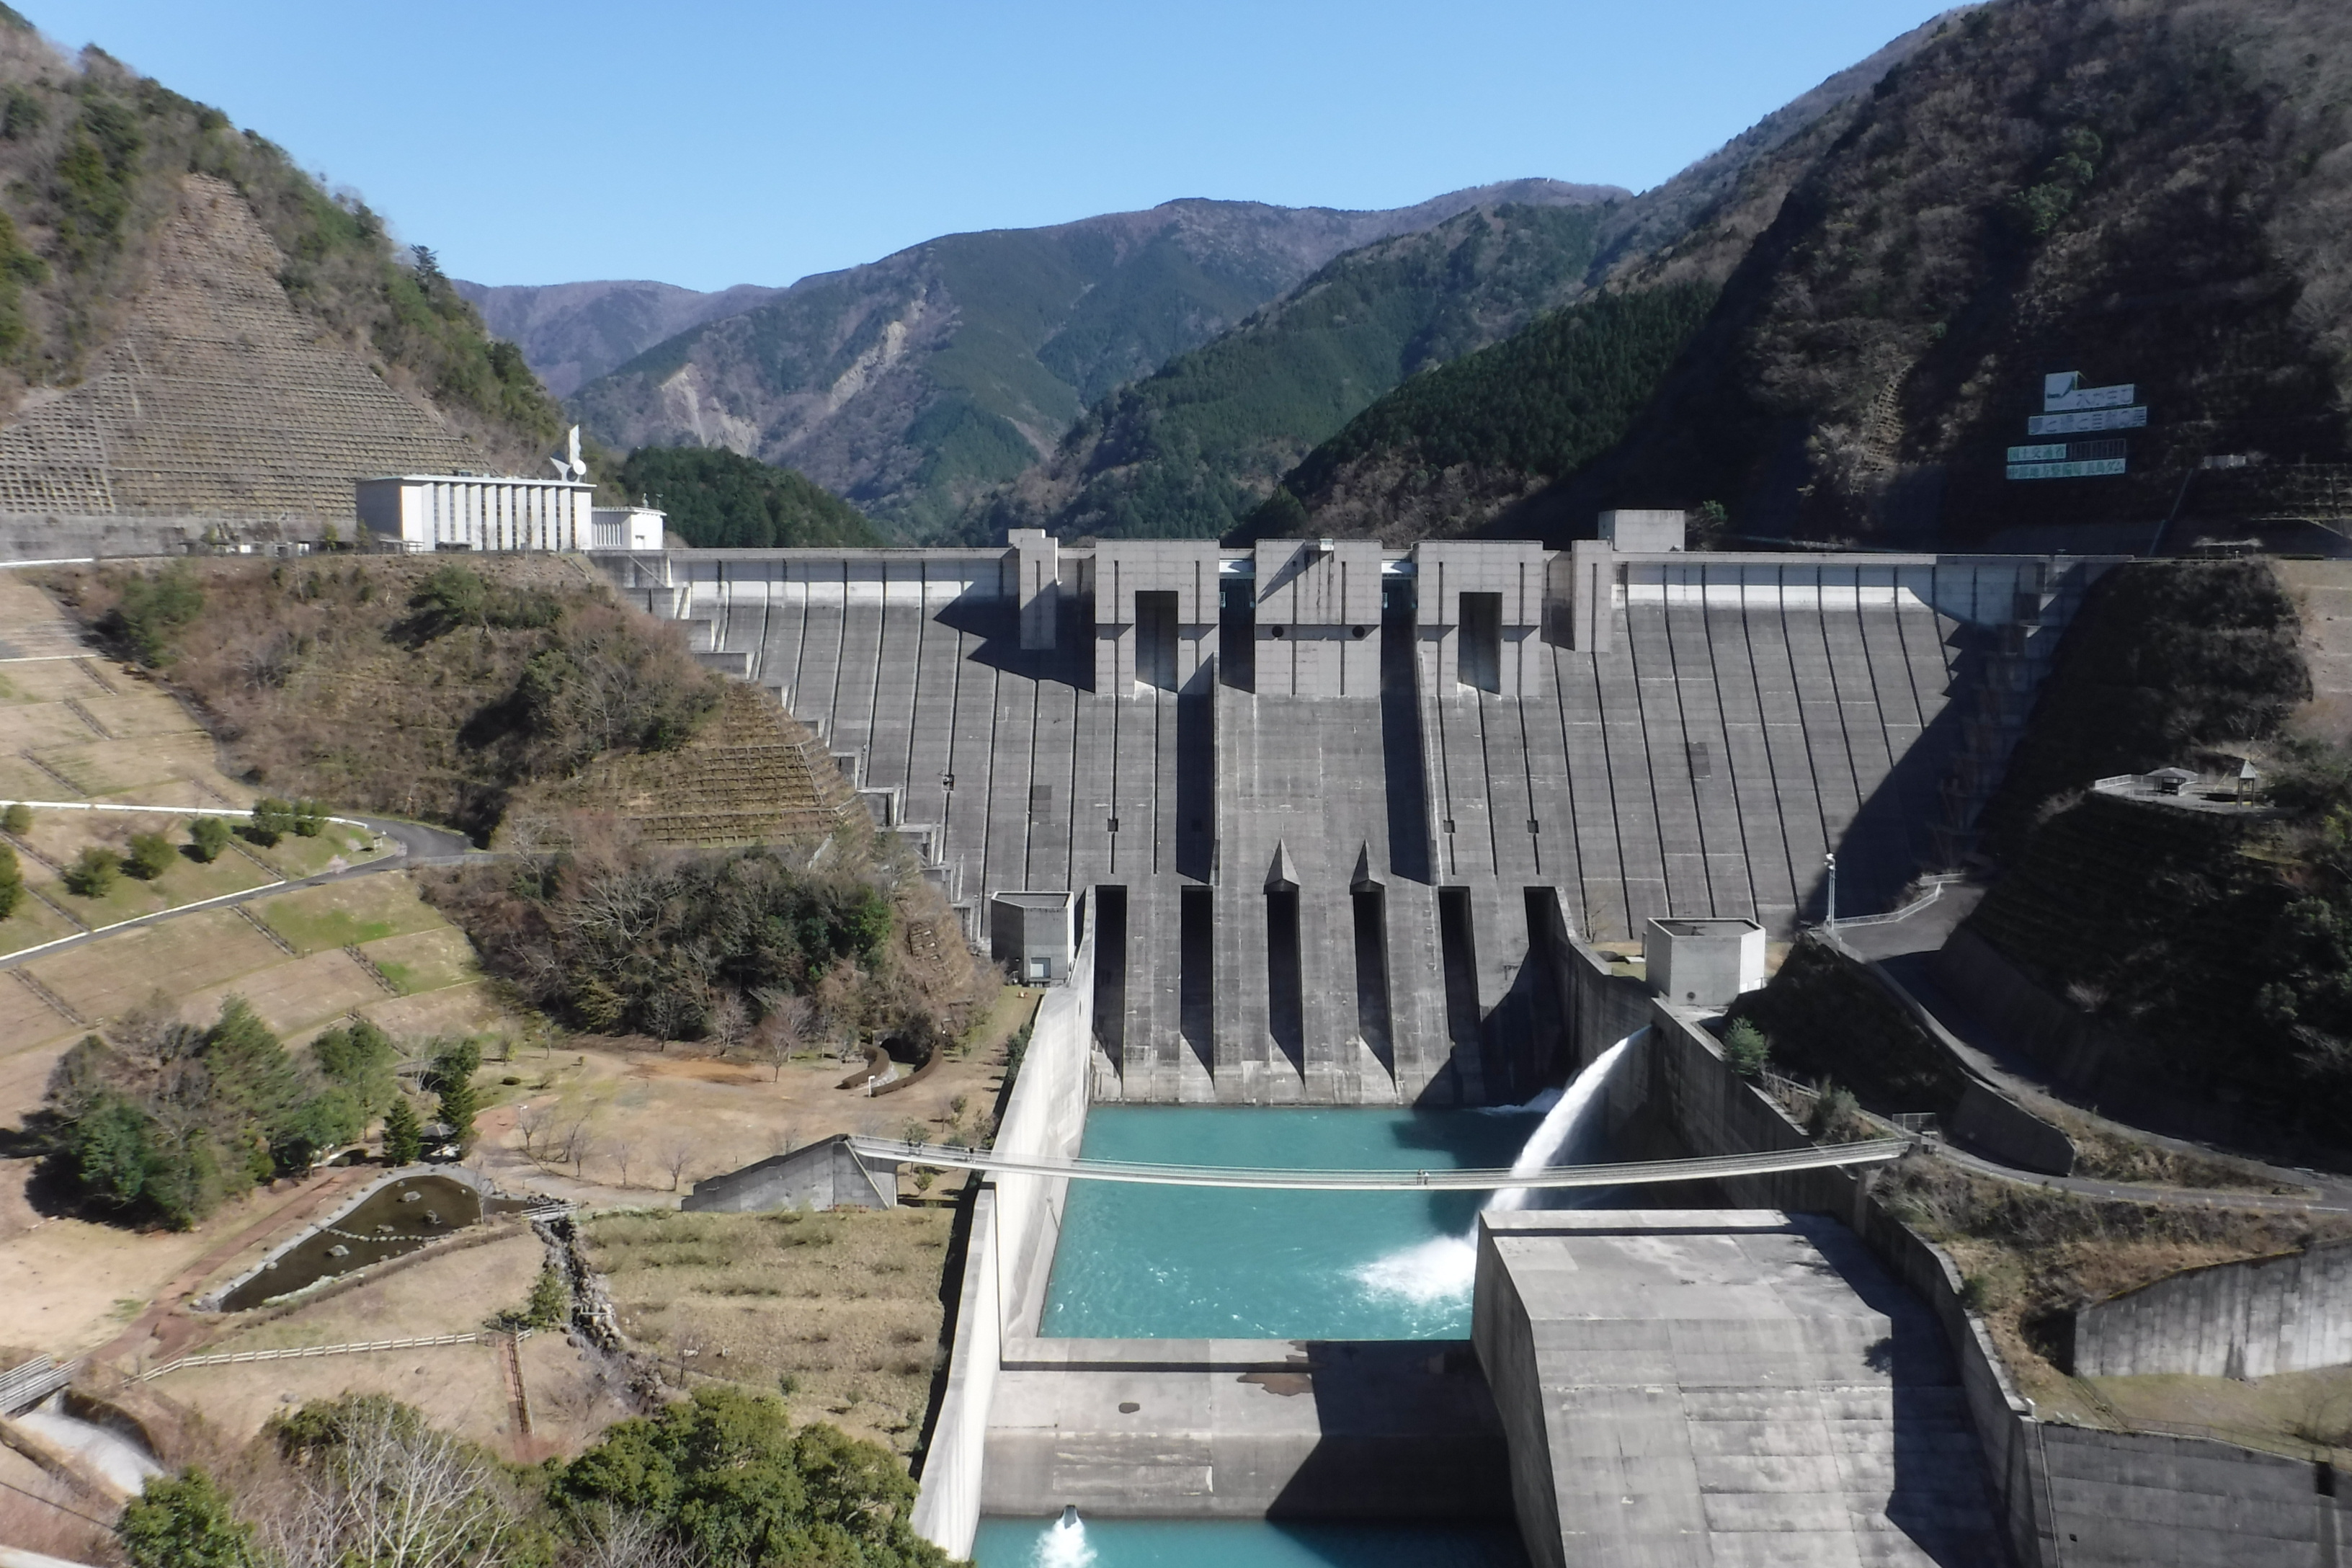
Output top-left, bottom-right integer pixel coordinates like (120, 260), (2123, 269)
(583, 1207), (953, 1458)
(0, 892), (83, 957)
(73, 690), (205, 740)
(35, 862), (168, 927)
(27, 735), (218, 795)
(23, 909), (285, 1025)
(0, 662), (107, 704)
(257, 876), (444, 954)
(361, 926), (481, 994)
(240, 827), (383, 881)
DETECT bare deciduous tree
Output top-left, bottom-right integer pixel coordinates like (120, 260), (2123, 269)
(661, 1137), (697, 1193)
(706, 993), (749, 1059)
(513, 1101), (549, 1166)
(265, 1402), (519, 1568)
(750, 994), (811, 1082)
(566, 1505), (703, 1568)
(611, 1140), (636, 1190)
(558, 1118), (594, 1180)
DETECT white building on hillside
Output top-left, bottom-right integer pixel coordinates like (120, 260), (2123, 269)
(355, 426), (667, 553)
(356, 473), (597, 552)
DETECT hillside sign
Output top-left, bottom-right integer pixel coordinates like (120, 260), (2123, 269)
(2008, 373), (2143, 480)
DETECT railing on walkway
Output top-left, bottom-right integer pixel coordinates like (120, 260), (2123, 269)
(0, 1355), (82, 1415)
(1822, 873), (1971, 932)
(141, 1329), (531, 1382)
(846, 1135), (1914, 1190)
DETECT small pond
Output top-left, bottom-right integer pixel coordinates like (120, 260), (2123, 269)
(218, 1173), (519, 1311)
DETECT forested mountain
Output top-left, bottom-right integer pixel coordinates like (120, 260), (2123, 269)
(1507, 0), (2352, 547)
(566, 180), (1623, 539)
(455, 279), (788, 397)
(969, 202), (1614, 542)
(618, 446), (881, 549)
(952, 12), (1956, 544)
(1248, 284), (1720, 543)
(0, 17), (562, 473)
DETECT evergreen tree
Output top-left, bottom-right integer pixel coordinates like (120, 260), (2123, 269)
(188, 815), (231, 862)
(117, 1468), (256, 1568)
(0, 839), (21, 919)
(383, 1097), (422, 1164)
(0, 801), (29, 834)
(126, 830), (176, 879)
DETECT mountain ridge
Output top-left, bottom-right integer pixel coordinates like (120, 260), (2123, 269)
(564, 179), (1625, 537)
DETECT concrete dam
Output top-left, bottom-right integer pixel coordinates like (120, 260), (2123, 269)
(604, 524), (2098, 1108)
(597, 531), (2335, 1567)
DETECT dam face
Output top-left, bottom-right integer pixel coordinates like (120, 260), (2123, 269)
(605, 530), (2108, 1106)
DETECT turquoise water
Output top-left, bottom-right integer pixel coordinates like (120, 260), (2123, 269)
(1040, 1106), (1548, 1340)
(974, 1517), (1528, 1568)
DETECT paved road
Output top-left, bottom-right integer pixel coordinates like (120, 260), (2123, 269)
(0, 814), (486, 973)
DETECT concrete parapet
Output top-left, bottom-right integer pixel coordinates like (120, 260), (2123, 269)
(680, 1134), (896, 1212)
(2072, 1240), (2352, 1379)
(1251, 538), (1383, 697)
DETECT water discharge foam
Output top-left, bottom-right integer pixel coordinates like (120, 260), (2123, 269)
(1352, 1033), (1639, 1308)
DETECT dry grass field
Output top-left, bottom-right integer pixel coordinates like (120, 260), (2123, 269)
(582, 1206), (953, 1456)
(147, 1226), (636, 1460)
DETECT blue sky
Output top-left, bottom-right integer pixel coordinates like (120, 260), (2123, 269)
(27, 1), (1958, 292)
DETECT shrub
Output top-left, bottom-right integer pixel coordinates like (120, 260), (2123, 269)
(551, 1385), (950, 1567)
(104, 564), (203, 667)
(1, 801), (29, 834)
(188, 815), (230, 862)
(117, 1467), (254, 1568)
(125, 830), (176, 880)
(63, 844), (119, 896)
(292, 798), (326, 838)
(0, 840), (19, 919)
(1722, 1018), (1771, 1079)
(244, 797), (294, 846)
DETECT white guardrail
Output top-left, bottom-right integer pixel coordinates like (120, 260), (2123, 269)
(0, 801), (391, 963)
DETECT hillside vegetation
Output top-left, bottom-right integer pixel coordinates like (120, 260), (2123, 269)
(0, 24), (561, 466)
(47, 558), (721, 842)
(569, 182), (1620, 539)
(1958, 561), (2352, 1158)
(1535, 0), (2352, 544)
(1980, 561), (2308, 855)
(1254, 282), (1718, 543)
(114, 1387), (951, 1568)
(972, 202), (1614, 542)
(619, 445), (883, 548)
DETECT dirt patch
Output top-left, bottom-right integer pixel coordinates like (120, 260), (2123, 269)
(582, 1207), (951, 1456)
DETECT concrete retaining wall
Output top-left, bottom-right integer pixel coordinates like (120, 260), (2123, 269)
(1635, 1001), (2348, 1567)
(911, 912), (1095, 1557)
(2074, 1241), (2352, 1379)
(680, 1135), (896, 1212)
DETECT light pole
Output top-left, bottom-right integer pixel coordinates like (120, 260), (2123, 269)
(1824, 852), (1838, 929)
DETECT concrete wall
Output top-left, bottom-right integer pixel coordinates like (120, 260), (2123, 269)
(1415, 539), (1548, 697)
(2034, 1425), (2347, 1568)
(679, 1135), (896, 1212)
(1251, 538), (1382, 698)
(2073, 1241), (2352, 1379)
(0, 512), (318, 561)
(1095, 540), (1220, 693)
(912, 912), (1095, 1556)
(910, 1185), (999, 1555)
